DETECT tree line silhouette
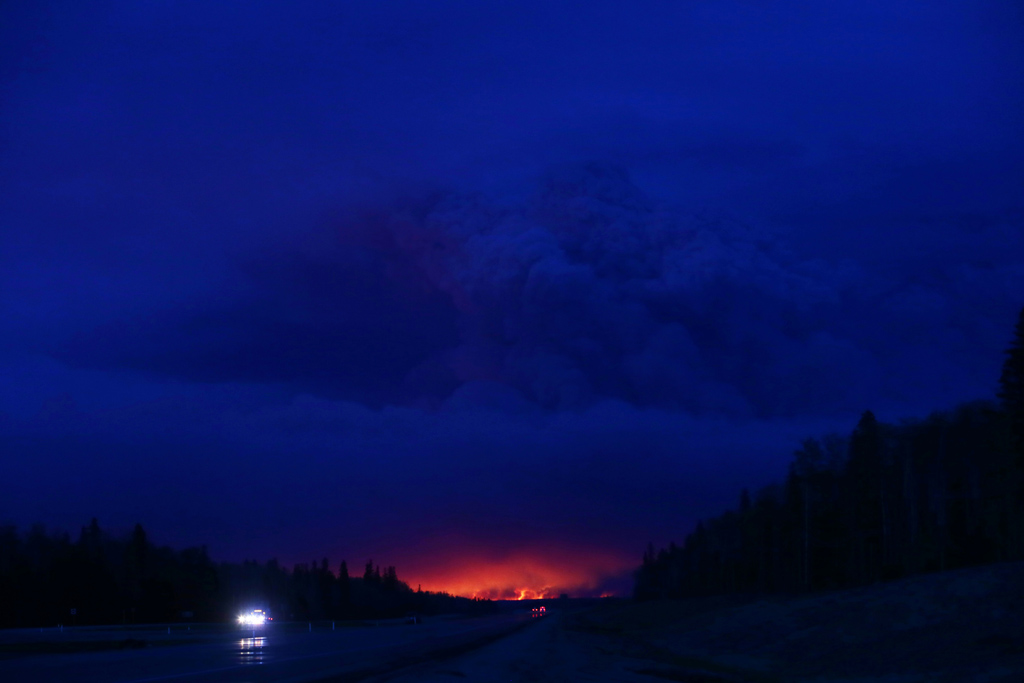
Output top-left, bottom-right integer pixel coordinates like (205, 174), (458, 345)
(635, 305), (1024, 599)
(0, 520), (492, 628)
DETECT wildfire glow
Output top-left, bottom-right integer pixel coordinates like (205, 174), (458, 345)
(404, 546), (632, 600)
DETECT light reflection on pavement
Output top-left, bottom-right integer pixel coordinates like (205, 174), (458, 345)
(237, 637), (265, 666)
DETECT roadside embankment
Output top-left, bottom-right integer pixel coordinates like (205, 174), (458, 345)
(569, 561), (1024, 682)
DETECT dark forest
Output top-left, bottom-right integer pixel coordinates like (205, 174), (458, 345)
(0, 523), (492, 628)
(635, 306), (1024, 599)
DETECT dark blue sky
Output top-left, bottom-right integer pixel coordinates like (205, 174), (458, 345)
(1, 0), (1022, 597)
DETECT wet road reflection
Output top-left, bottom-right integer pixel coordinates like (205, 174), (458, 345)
(238, 636), (266, 665)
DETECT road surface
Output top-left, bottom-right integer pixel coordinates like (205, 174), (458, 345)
(0, 614), (538, 683)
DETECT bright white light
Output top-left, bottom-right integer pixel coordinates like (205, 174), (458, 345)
(238, 611), (267, 626)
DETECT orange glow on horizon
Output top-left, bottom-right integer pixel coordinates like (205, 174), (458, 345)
(405, 547), (632, 600)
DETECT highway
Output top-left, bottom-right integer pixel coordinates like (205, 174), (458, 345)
(0, 613), (534, 683)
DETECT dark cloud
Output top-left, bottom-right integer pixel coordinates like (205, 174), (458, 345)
(56, 243), (462, 406)
(52, 163), (1023, 420)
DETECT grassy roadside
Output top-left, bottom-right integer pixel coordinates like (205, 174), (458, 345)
(566, 561), (1024, 682)
(566, 599), (781, 683)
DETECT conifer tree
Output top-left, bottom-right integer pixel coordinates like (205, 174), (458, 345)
(846, 411), (883, 582)
(999, 305), (1024, 462)
(338, 560), (350, 610)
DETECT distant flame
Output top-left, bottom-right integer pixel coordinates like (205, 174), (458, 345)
(404, 547), (632, 600)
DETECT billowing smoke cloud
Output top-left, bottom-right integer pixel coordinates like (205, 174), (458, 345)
(367, 163), (852, 416)
(338, 163), (1022, 418)
(57, 163), (1023, 419)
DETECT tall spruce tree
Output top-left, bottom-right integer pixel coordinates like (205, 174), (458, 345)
(337, 560), (350, 613)
(999, 305), (1024, 462)
(846, 411), (884, 583)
